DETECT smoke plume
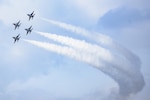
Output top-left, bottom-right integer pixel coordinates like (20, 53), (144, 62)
(24, 19), (145, 100)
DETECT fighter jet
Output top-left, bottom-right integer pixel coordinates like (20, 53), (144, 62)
(13, 20), (21, 30)
(12, 34), (21, 43)
(27, 11), (35, 21)
(25, 25), (33, 35)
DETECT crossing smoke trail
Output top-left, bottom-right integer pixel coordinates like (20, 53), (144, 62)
(25, 19), (145, 99)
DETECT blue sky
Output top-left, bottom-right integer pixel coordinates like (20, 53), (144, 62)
(0, 0), (150, 100)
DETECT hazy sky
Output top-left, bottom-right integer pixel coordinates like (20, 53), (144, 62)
(0, 0), (150, 100)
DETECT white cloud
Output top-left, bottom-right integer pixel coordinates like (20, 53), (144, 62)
(0, 0), (40, 25)
(5, 67), (115, 99)
(66, 0), (150, 23)
(122, 0), (150, 10)
(116, 18), (150, 100)
(121, 20), (150, 49)
(1, 0), (149, 26)
(67, 0), (121, 22)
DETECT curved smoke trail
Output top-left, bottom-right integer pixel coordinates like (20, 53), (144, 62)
(34, 31), (144, 97)
(25, 18), (145, 99)
(40, 18), (145, 96)
(41, 18), (143, 72)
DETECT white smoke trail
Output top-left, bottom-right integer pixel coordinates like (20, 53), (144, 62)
(26, 18), (145, 99)
(24, 35), (144, 99)
(41, 18), (141, 68)
(34, 31), (113, 62)
(24, 39), (142, 98)
(41, 18), (113, 46)
(34, 31), (139, 76)
(41, 18), (144, 84)
(23, 39), (105, 69)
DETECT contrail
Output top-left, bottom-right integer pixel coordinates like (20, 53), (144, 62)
(41, 18), (113, 46)
(41, 18), (143, 76)
(41, 18), (141, 66)
(34, 31), (141, 76)
(34, 31), (113, 62)
(29, 18), (145, 99)
(23, 39), (105, 69)
(24, 36), (144, 100)
(41, 18), (143, 72)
